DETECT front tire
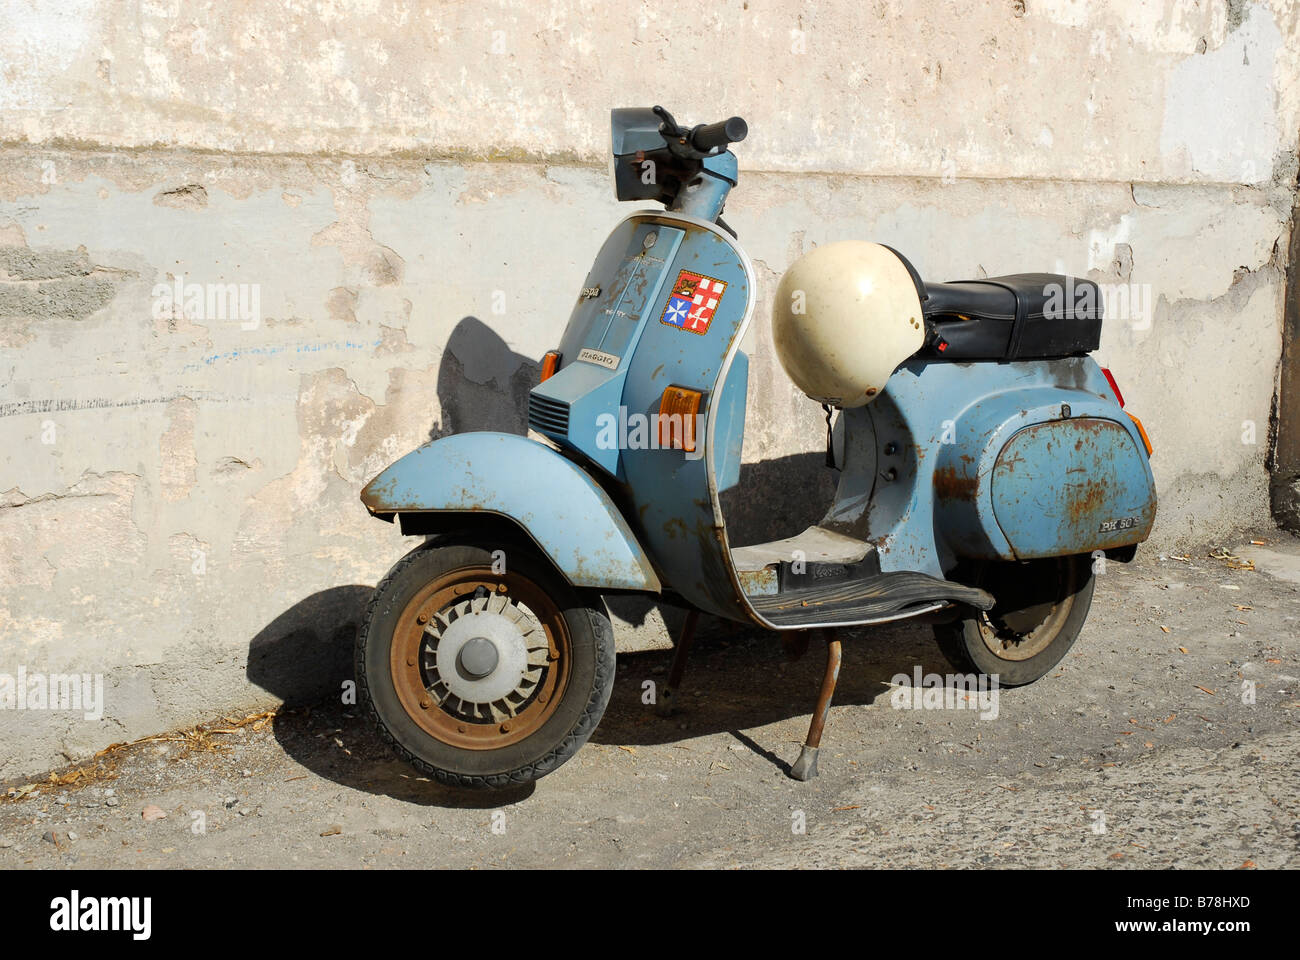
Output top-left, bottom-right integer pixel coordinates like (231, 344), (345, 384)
(933, 554), (1095, 687)
(357, 540), (615, 789)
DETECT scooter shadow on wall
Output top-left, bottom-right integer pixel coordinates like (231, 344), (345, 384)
(429, 316), (539, 440)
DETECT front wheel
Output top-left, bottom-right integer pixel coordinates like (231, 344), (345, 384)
(933, 554), (1095, 687)
(357, 540), (615, 789)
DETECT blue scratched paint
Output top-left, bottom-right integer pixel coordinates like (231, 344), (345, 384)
(360, 432), (661, 592)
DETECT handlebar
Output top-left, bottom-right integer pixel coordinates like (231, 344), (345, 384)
(653, 105), (747, 157)
(690, 117), (748, 152)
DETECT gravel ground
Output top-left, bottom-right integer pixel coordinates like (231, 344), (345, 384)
(3, 531), (1298, 869)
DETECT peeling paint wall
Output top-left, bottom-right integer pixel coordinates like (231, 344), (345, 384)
(2, 0), (1298, 778)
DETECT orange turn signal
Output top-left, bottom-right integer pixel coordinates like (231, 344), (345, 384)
(540, 350), (561, 382)
(658, 386), (703, 453)
(1128, 412), (1153, 457)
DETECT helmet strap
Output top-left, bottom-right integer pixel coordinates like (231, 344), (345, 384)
(822, 403), (837, 470)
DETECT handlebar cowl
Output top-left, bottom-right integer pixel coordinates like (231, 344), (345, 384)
(609, 106), (746, 205)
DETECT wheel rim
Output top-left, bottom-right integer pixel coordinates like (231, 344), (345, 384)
(389, 566), (571, 751)
(975, 557), (1079, 662)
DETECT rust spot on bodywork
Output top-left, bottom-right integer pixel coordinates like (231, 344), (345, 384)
(663, 516), (688, 539)
(1066, 479), (1108, 523)
(934, 466), (978, 501)
(360, 474), (399, 510)
(999, 451), (1025, 474)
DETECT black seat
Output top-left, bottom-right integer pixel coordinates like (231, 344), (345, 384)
(920, 272), (1103, 361)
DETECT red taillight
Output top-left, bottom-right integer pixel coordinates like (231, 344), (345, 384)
(1101, 367), (1125, 408)
(540, 350), (560, 382)
(1101, 368), (1151, 455)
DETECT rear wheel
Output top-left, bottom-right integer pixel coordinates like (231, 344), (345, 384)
(357, 540), (615, 788)
(933, 554), (1095, 686)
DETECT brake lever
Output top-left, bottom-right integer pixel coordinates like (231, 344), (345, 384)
(654, 106), (717, 162)
(652, 105), (683, 139)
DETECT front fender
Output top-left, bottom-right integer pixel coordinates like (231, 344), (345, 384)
(361, 432), (660, 593)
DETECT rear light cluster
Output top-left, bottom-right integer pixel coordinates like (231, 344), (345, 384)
(1102, 367), (1152, 458)
(1100, 367), (1125, 408)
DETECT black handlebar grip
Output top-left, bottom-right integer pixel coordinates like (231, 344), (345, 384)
(691, 116), (748, 152)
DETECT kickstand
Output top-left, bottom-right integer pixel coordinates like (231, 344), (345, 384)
(789, 628), (842, 781)
(656, 610), (699, 718)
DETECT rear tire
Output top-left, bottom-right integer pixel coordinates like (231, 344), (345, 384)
(933, 554), (1095, 687)
(357, 540), (615, 789)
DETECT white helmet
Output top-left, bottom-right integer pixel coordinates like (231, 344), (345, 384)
(772, 241), (925, 408)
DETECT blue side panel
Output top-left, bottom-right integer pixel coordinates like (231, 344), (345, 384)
(822, 356), (1157, 576)
(991, 419), (1156, 558)
(360, 432), (661, 592)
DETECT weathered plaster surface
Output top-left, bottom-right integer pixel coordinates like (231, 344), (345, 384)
(1, 0), (1297, 777)
(2, 0), (1298, 184)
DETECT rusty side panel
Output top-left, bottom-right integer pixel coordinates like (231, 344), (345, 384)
(990, 418), (1156, 558)
(933, 464), (978, 502)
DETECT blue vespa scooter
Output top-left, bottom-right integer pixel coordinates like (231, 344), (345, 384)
(356, 106), (1156, 787)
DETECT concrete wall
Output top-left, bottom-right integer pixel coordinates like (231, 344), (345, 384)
(2, 0), (1297, 778)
